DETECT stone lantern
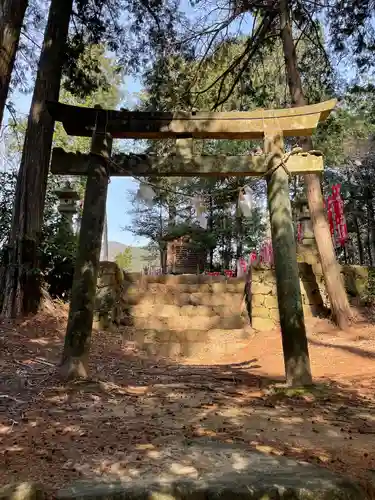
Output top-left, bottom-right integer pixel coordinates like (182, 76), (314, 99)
(54, 181), (80, 232)
(293, 195), (320, 266)
(294, 195), (314, 246)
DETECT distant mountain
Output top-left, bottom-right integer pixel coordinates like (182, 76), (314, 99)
(107, 241), (158, 272)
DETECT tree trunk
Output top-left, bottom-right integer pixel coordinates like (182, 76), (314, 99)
(354, 216), (364, 265)
(60, 127), (111, 380)
(366, 188), (375, 263)
(235, 187), (243, 260)
(168, 203), (176, 226)
(101, 212), (109, 260)
(1, 0), (73, 317)
(160, 245), (167, 273)
(266, 133), (312, 387)
(366, 236), (373, 266)
(0, 0), (28, 128)
(208, 195), (214, 270)
(279, 0), (352, 330)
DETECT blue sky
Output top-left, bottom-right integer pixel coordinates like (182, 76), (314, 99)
(4, 2), (254, 248)
(6, 75), (144, 246)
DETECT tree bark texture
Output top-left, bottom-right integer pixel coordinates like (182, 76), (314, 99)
(365, 187), (375, 263)
(208, 195), (214, 270)
(265, 133), (312, 387)
(60, 127), (112, 380)
(0, 0), (28, 127)
(1, 0), (73, 317)
(101, 212), (109, 261)
(354, 216), (364, 265)
(279, 0), (352, 330)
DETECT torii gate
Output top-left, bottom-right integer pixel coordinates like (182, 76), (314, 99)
(47, 99), (336, 384)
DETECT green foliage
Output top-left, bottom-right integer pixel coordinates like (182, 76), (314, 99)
(134, 9), (375, 272)
(314, 106), (374, 167)
(115, 248), (132, 270)
(329, 0), (375, 71)
(0, 171), (17, 246)
(40, 218), (78, 299)
(56, 44), (124, 157)
(367, 268), (375, 303)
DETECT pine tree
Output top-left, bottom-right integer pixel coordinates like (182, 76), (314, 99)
(0, 0), (29, 127)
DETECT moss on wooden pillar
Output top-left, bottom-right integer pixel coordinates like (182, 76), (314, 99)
(59, 118), (112, 380)
(265, 133), (312, 387)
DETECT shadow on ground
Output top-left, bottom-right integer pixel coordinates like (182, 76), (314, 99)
(1, 311), (375, 496)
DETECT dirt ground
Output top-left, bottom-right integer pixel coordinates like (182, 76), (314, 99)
(1, 304), (375, 496)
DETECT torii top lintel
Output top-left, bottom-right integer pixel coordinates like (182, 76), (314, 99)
(46, 99), (337, 140)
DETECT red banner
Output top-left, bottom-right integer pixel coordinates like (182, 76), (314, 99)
(297, 222), (303, 243)
(259, 240), (274, 265)
(249, 252), (257, 266)
(331, 183), (348, 247)
(239, 258), (247, 273)
(325, 184), (348, 248)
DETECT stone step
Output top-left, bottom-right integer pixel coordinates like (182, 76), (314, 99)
(122, 314), (248, 331)
(122, 327), (251, 358)
(55, 441), (365, 499)
(126, 303), (246, 318)
(123, 291), (244, 307)
(124, 282), (245, 297)
(124, 273), (246, 286)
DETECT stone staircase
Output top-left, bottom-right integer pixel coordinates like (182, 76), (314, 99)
(120, 274), (252, 360)
(95, 261), (370, 361)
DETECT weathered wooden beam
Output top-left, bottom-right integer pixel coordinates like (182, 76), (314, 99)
(50, 147), (323, 177)
(47, 99), (337, 139)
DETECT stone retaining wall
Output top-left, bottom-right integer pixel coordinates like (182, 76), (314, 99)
(94, 263), (373, 341)
(251, 263), (325, 331)
(93, 261), (124, 329)
(251, 263), (372, 330)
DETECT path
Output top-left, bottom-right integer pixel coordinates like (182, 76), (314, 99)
(0, 306), (375, 495)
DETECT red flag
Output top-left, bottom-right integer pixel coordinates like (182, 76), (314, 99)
(331, 184), (347, 247)
(259, 240), (273, 265)
(249, 252), (257, 266)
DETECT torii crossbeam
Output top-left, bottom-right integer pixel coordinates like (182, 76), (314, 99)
(47, 99), (336, 139)
(47, 99), (336, 382)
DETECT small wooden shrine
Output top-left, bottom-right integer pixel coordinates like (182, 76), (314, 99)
(165, 229), (207, 274)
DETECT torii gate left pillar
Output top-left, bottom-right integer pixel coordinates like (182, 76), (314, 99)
(60, 109), (112, 380)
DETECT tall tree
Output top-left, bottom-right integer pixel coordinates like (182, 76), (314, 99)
(0, 0), (28, 127)
(0, 46), (124, 306)
(2, 0), (75, 317)
(279, 0), (352, 329)
(1, 43), (123, 316)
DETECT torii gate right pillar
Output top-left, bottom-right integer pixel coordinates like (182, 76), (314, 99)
(265, 133), (312, 386)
